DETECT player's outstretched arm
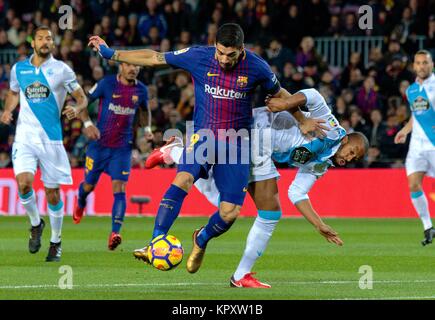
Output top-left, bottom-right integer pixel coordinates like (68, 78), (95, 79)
(88, 36), (167, 67)
(394, 117), (413, 144)
(295, 199), (343, 246)
(0, 90), (19, 125)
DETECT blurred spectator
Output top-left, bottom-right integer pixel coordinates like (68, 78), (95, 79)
(0, 151), (11, 168)
(138, 0), (168, 41)
(266, 39), (294, 74)
(356, 76), (379, 116)
(368, 109), (386, 148)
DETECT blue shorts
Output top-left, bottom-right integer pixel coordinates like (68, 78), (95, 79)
(177, 134), (250, 206)
(84, 142), (132, 185)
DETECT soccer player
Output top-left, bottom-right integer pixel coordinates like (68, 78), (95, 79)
(147, 88), (368, 287)
(88, 23), (326, 272)
(73, 62), (150, 250)
(0, 26), (99, 262)
(394, 50), (435, 246)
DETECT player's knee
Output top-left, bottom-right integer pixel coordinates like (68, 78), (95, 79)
(173, 172), (194, 192)
(408, 181), (422, 193)
(112, 181), (126, 193)
(254, 193), (280, 212)
(83, 183), (95, 193)
(45, 189), (60, 205)
(219, 203), (240, 222)
(17, 182), (32, 195)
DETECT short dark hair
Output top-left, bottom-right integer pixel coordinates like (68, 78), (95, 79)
(32, 25), (51, 39)
(415, 49), (433, 61)
(216, 23), (244, 48)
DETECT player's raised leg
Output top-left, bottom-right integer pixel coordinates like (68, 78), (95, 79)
(187, 140), (250, 273)
(408, 172), (434, 245)
(16, 172), (45, 254)
(45, 187), (63, 262)
(231, 178), (280, 288)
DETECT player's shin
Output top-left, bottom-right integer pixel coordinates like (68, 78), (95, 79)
(48, 201), (64, 244)
(112, 192), (126, 233)
(196, 211), (234, 249)
(411, 191), (432, 230)
(78, 182), (91, 208)
(233, 211), (281, 281)
(152, 184), (188, 239)
(19, 189), (41, 227)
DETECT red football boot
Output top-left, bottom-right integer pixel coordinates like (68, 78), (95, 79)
(108, 232), (122, 251)
(230, 272), (271, 288)
(73, 205), (84, 224)
(145, 136), (183, 169)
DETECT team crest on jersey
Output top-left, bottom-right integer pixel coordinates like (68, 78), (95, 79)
(25, 81), (50, 102)
(313, 162), (329, 173)
(132, 95), (138, 103)
(237, 76), (248, 88)
(411, 96), (429, 112)
(328, 116), (338, 128)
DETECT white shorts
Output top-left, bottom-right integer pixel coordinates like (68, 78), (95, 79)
(405, 145), (435, 178)
(12, 142), (73, 188)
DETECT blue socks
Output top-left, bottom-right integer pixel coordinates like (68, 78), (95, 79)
(196, 211), (233, 249)
(112, 192), (126, 233)
(152, 184), (188, 239)
(78, 183), (91, 208)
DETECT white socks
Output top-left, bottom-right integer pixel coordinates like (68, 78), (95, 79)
(233, 216), (279, 281)
(48, 201), (64, 243)
(411, 191), (432, 230)
(19, 190), (41, 227)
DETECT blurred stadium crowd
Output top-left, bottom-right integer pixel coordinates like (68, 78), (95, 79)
(0, 0), (434, 170)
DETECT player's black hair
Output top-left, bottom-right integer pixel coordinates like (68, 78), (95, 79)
(415, 49), (433, 61)
(32, 25), (51, 39)
(216, 23), (244, 48)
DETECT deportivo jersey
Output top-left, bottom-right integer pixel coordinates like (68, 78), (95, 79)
(269, 88), (346, 176)
(10, 54), (80, 144)
(164, 46), (280, 132)
(88, 75), (148, 148)
(405, 73), (435, 149)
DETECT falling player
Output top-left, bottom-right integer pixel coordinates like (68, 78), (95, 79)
(73, 62), (151, 250)
(0, 26), (99, 261)
(88, 23), (326, 272)
(145, 88), (367, 287)
(394, 50), (435, 246)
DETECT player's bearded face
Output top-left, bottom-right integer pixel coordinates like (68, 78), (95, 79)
(32, 31), (54, 58)
(334, 143), (361, 166)
(215, 43), (243, 71)
(121, 63), (140, 81)
(413, 54), (433, 80)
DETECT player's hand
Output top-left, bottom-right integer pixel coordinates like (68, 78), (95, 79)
(316, 223), (343, 246)
(394, 129), (408, 144)
(299, 118), (329, 139)
(83, 125), (100, 140)
(0, 110), (13, 125)
(265, 96), (291, 112)
(88, 36), (115, 60)
(62, 105), (79, 120)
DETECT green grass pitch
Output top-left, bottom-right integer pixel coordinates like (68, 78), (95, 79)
(1, 216), (435, 300)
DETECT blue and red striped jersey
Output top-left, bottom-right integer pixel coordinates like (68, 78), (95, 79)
(88, 75), (148, 148)
(164, 46), (280, 132)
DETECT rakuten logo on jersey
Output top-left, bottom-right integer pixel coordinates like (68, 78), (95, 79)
(108, 103), (136, 115)
(205, 84), (247, 100)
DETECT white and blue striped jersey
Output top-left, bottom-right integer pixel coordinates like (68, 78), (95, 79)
(405, 73), (435, 150)
(9, 54), (80, 144)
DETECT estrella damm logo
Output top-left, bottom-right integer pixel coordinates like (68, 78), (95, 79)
(237, 76), (248, 88)
(132, 95), (138, 103)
